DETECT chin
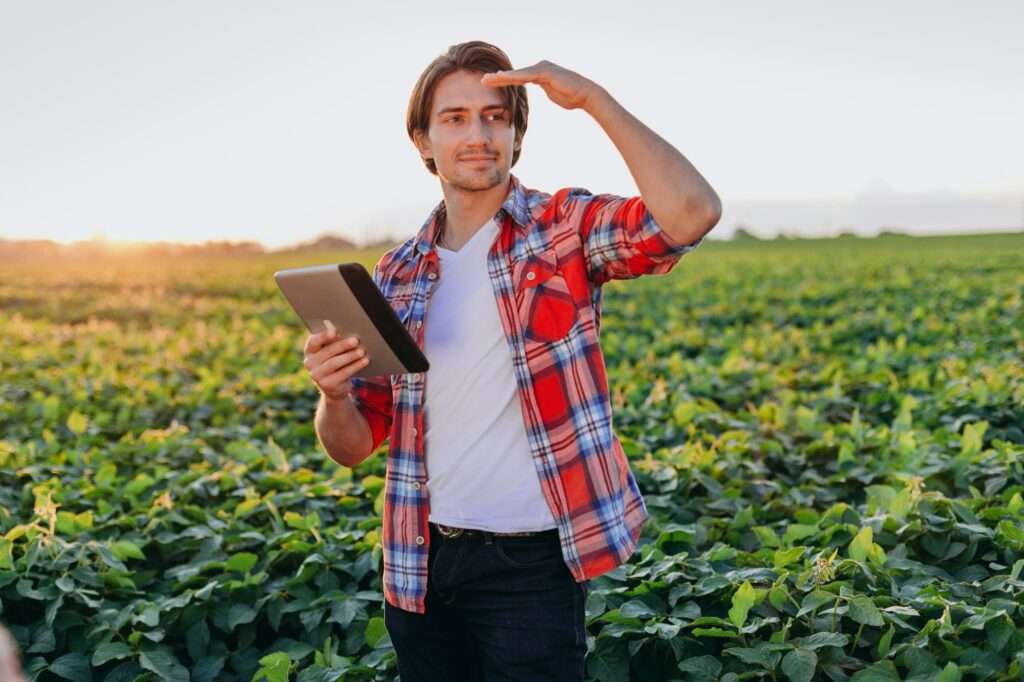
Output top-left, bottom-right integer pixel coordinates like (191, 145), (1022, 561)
(443, 166), (507, 192)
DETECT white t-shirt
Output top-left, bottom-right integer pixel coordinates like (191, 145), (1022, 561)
(423, 217), (558, 532)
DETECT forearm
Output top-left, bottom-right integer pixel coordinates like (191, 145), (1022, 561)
(583, 86), (722, 243)
(315, 393), (373, 468)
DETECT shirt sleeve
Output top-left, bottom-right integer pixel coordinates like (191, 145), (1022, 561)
(348, 259), (395, 452)
(558, 187), (704, 285)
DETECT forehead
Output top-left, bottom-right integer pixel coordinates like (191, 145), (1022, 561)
(430, 69), (507, 113)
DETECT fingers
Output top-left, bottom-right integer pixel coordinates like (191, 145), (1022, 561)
(304, 328), (336, 354)
(313, 351), (371, 399)
(304, 327), (359, 356)
(305, 335), (362, 372)
(308, 345), (370, 383)
(481, 65), (547, 86)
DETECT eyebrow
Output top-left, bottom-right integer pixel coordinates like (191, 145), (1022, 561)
(436, 105), (509, 116)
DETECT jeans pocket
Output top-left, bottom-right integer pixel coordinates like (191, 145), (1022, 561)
(493, 535), (564, 569)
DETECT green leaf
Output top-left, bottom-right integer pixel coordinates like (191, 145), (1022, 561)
(850, 660), (900, 681)
(111, 540), (145, 561)
(0, 539), (12, 570)
(728, 580), (756, 628)
(936, 662), (962, 682)
(364, 616), (388, 648)
(848, 526), (873, 562)
(48, 652), (91, 682)
(848, 596), (884, 627)
(225, 552), (259, 573)
(790, 626), (847, 647)
(227, 604), (258, 630)
(360, 475), (385, 495)
(876, 624), (894, 657)
(96, 463), (118, 486)
(328, 599), (360, 628)
(139, 649), (189, 682)
(677, 655), (721, 681)
(796, 590), (835, 618)
(724, 644), (784, 670)
(619, 599), (656, 619)
(586, 638), (629, 682)
(673, 401), (701, 426)
(783, 524), (818, 545)
(773, 546), (805, 569)
(186, 620), (210, 660)
(255, 652), (292, 682)
(960, 420), (988, 456)
(769, 585), (790, 610)
(692, 627), (739, 638)
(781, 648), (817, 682)
(67, 411), (89, 435)
(753, 526), (781, 548)
(92, 642), (134, 666)
(191, 656), (225, 682)
(123, 474), (155, 497)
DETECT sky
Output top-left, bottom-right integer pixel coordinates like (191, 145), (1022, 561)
(1, 0), (1022, 248)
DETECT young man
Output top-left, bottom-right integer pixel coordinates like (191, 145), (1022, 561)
(304, 41), (720, 681)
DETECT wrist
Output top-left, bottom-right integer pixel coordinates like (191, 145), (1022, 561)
(321, 391), (354, 411)
(581, 84), (615, 119)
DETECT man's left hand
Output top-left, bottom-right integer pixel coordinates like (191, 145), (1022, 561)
(481, 60), (601, 111)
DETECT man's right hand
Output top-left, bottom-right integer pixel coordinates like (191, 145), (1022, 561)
(303, 328), (371, 402)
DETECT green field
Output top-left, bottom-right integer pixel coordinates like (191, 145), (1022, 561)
(1, 232), (1023, 681)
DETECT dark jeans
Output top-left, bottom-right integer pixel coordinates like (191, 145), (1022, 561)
(384, 522), (589, 681)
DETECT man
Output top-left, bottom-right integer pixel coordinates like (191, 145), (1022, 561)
(304, 40), (720, 681)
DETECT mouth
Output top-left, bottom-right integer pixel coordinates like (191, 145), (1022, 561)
(459, 156), (497, 163)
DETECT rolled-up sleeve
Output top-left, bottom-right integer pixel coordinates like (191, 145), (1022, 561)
(348, 260), (394, 452)
(559, 188), (704, 285)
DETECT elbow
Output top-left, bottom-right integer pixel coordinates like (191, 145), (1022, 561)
(696, 191), (722, 234)
(326, 441), (373, 469)
(672, 192), (721, 244)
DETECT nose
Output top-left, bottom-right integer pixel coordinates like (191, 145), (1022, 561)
(465, 114), (491, 146)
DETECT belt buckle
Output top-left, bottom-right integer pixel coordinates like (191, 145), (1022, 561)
(436, 524), (464, 539)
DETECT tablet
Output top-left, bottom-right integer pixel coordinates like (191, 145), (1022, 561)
(274, 262), (429, 378)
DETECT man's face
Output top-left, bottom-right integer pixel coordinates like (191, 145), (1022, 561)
(413, 69), (520, 191)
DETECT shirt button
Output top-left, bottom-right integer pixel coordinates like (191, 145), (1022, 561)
(412, 482), (421, 490)
(415, 535), (425, 545)
(416, 320), (422, 328)
(427, 272), (437, 280)
(526, 271), (536, 281)
(411, 427), (417, 436)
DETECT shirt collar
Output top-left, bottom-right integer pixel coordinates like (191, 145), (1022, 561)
(410, 174), (532, 261)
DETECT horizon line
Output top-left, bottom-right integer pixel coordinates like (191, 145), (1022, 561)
(3, 225), (1024, 252)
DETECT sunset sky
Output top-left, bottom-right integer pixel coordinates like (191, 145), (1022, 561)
(2, 0), (1022, 247)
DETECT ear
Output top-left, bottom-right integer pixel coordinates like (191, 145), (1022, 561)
(412, 129), (432, 161)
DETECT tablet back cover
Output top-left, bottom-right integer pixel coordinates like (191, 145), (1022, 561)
(274, 263), (429, 378)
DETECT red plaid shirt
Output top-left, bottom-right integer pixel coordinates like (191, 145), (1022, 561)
(350, 174), (703, 614)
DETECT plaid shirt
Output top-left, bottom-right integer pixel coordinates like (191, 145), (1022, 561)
(350, 174), (703, 614)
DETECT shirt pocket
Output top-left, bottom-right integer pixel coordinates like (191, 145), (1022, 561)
(513, 250), (578, 345)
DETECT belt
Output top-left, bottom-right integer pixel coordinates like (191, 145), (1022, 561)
(430, 522), (558, 541)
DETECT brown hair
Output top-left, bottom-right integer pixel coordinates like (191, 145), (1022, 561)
(406, 41), (529, 175)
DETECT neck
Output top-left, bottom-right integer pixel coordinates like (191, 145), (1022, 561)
(437, 175), (511, 250)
